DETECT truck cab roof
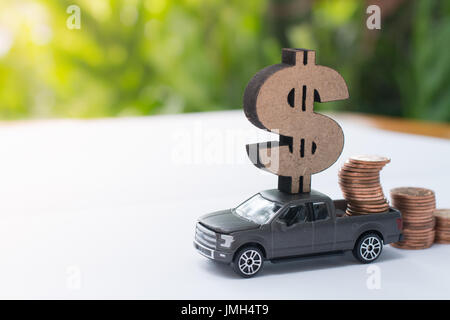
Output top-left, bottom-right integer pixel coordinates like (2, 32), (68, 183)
(259, 189), (330, 205)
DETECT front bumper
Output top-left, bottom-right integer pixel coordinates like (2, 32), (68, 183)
(193, 240), (233, 263)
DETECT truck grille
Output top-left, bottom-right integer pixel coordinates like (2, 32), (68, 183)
(195, 223), (217, 249)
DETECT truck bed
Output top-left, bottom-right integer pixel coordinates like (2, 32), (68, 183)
(333, 199), (399, 217)
(332, 199), (402, 250)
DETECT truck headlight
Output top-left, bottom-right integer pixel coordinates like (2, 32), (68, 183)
(220, 234), (234, 248)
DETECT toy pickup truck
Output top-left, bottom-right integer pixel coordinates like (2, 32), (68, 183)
(194, 189), (403, 277)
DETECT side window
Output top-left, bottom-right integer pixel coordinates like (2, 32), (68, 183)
(278, 205), (307, 226)
(312, 202), (328, 221)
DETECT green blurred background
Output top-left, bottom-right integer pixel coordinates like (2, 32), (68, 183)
(0, 0), (449, 122)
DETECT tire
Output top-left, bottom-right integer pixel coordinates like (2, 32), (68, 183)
(352, 233), (383, 264)
(232, 246), (264, 278)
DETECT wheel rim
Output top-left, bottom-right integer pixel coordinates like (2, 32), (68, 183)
(238, 250), (262, 275)
(360, 236), (382, 261)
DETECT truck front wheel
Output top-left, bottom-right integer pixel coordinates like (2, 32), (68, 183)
(232, 246), (264, 278)
(353, 233), (383, 263)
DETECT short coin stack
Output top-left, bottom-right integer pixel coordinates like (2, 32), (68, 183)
(338, 155), (390, 216)
(390, 187), (436, 250)
(434, 209), (450, 244)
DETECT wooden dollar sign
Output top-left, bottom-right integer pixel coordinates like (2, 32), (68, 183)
(244, 48), (349, 193)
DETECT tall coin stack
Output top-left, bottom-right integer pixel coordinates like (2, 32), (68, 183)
(390, 187), (436, 250)
(338, 155), (390, 216)
(434, 209), (450, 244)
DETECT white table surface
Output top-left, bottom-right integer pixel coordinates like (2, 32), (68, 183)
(0, 110), (449, 299)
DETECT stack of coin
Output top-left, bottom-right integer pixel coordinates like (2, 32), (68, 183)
(390, 187), (436, 250)
(338, 155), (390, 216)
(434, 209), (450, 244)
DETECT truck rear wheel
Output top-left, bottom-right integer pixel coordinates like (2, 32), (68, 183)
(232, 246), (264, 278)
(353, 233), (383, 263)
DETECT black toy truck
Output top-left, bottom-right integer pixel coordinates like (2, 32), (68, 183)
(194, 189), (403, 277)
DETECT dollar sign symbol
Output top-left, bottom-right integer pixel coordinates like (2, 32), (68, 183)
(244, 49), (349, 193)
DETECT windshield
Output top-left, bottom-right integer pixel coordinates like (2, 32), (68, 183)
(234, 194), (282, 225)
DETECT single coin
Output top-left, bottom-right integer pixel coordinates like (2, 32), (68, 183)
(399, 235), (435, 242)
(401, 235), (434, 240)
(392, 201), (436, 207)
(390, 187), (435, 199)
(341, 188), (384, 195)
(402, 230), (435, 236)
(402, 216), (435, 224)
(344, 160), (386, 167)
(348, 202), (389, 209)
(435, 219), (450, 228)
(342, 190), (383, 195)
(341, 187), (384, 192)
(393, 206), (436, 212)
(402, 228), (434, 235)
(434, 209), (450, 219)
(342, 195), (386, 201)
(340, 183), (383, 189)
(340, 166), (381, 172)
(392, 202), (436, 208)
(348, 208), (389, 214)
(402, 221), (435, 228)
(436, 234), (450, 238)
(339, 170), (381, 176)
(391, 193), (436, 200)
(343, 190), (385, 196)
(349, 199), (389, 205)
(435, 231), (450, 237)
(344, 198), (386, 204)
(339, 172), (380, 179)
(341, 184), (382, 189)
(342, 164), (382, 171)
(342, 190), (385, 195)
(340, 181), (381, 187)
(403, 223), (435, 230)
(435, 239), (450, 244)
(339, 176), (380, 183)
(339, 178), (380, 183)
(349, 155), (391, 164)
(394, 208), (436, 215)
(391, 198), (436, 205)
(393, 208), (435, 215)
(340, 166), (382, 173)
(341, 187), (382, 193)
(347, 206), (389, 214)
(393, 200), (436, 206)
(340, 184), (381, 189)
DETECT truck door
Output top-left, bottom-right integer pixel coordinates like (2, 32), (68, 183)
(307, 201), (336, 252)
(271, 203), (314, 257)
